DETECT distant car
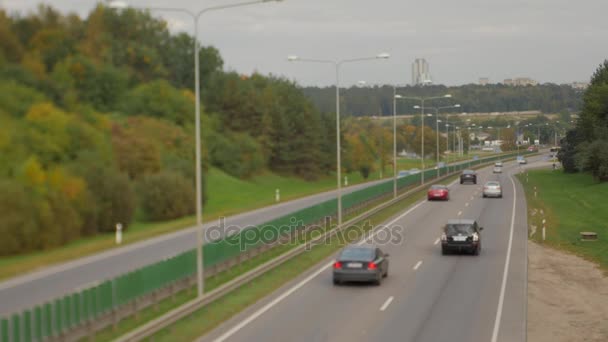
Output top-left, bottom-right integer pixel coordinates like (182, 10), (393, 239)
(441, 219), (483, 255)
(517, 156), (527, 164)
(397, 170), (410, 178)
(493, 166), (502, 173)
(483, 181), (503, 198)
(528, 146), (537, 152)
(408, 168), (421, 175)
(333, 245), (389, 285)
(460, 170), (477, 184)
(428, 184), (449, 201)
(494, 161), (503, 167)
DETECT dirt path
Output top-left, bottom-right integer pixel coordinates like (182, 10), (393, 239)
(527, 241), (608, 342)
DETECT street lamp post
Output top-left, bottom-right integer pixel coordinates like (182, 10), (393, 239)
(426, 104), (460, 177)
(288, 53), (390, 226)
(109, 0), (283, 298)
(395, 94), (452, 184)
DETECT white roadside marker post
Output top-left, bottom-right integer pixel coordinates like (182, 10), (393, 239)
(116, 223), (122, 245)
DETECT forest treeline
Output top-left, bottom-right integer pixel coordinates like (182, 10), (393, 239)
(302, 83), (583, 117)
(0, 4), (335, 255)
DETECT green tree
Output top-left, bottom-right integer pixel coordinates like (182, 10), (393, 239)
(138, 171), (196, 221)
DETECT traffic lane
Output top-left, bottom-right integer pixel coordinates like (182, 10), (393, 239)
(199, 168), (493, 342)
(367, 165), (521, 342)
(0, 177), (393, 316)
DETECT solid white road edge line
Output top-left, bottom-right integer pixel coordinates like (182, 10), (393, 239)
(211, 199), (428, 342)
(413, 261), (423, 270)
(380, 296), (394, 311)
(490, 174), (518, 342)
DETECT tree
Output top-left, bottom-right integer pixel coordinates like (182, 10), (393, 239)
(138, 171), (195, 221)
(81, 166), (136, 232)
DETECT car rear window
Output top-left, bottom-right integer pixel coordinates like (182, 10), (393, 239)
(463, 170), (475, 174)
(431, 185), (446, 190)
(445, 224), (475, 235)
(486, 182), (499, 186)
(339, 247), (374, 260)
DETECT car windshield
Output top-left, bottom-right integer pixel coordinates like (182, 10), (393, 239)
(431, 185), (446, 190)
(486, 182), (499, 186)
(463, 170), (475, 174)
(339, 247), (374, 260)
(445, 224), (475, 235)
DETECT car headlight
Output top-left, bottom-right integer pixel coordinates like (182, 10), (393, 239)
(472, 233), (479, 242)
(441, 233), (447, 241)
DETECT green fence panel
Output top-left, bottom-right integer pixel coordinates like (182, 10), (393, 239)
(33, 307), (42, 342)
(53, 298), (62, 336)
(22, 310), (31, 342)
(72, 293), (80, 326)
(11, 314), (19, 342)
(81, 289), (91, 322)
(42, 303), (52, 339)
(97, 281), (113, 314)
(1, 318), (8, 342)
(61, 296), (72, 331)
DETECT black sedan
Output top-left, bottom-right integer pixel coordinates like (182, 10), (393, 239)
(441, 219), (484, 255)
(333, 245), (389, 285)
(460, 169), (477, 184)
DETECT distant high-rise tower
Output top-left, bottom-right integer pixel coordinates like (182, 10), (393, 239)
(411, 58), (432, 86)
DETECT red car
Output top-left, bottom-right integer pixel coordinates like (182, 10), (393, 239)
(428, 184), (450, 201)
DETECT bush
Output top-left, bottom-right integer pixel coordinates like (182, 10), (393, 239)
(208, 131), (265, 178)
(0, 180), (82, 255)
(138, 171), (195, 221)
(82, 166), (136, 232)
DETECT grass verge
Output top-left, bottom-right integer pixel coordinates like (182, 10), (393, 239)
(517, 169), (608, 270)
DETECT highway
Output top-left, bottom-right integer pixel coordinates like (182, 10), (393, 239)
(198, 157), (541, 342)
(0, 176), (401, 317)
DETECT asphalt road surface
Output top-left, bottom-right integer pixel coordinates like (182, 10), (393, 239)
(199, 157), (543, 342)
(0, 175), (411, 317)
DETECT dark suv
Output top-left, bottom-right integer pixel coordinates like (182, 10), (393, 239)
(441, 219), (483, 255)
(460, 170), (477, 184)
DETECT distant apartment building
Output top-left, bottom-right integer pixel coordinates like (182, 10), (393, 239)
(569, 82), (589, 90)
(412, 58), (432, 86)
(502, 77), (538, 86)
(479, 78), (490, 86)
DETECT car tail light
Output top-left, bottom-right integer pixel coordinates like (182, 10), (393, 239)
(368, 262), (377, 270)
(333, 261), (342, 269)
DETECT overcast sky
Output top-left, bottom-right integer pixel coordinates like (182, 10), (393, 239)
(2, 0), (608, 86)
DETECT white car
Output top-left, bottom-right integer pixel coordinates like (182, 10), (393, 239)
(494, 161), (503, 167)
(483, 181), (503, 198)
(493, 166), (502, 173)
(517, 157), (527, 164)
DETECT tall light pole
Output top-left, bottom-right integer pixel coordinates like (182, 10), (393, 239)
(395, 94), (451, 184)
(288, 53), (390, 226)
(110, 0), (283, 298)
(426, 104), (460, 177)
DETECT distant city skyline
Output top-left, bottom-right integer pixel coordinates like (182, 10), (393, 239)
(1, 0), (607, 87)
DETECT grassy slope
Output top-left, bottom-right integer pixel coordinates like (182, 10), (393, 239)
(0, 166), (394, 280)
(0, 153), (500, 280)
(517, 170), (608, 269)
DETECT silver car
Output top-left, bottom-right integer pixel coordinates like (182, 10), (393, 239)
(482, 181), (503, 198)
(493, 166), (502, 173)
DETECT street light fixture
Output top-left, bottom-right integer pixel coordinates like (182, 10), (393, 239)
(288, 53), (390, 227)
(395, 94), (452, 183)
(426, 104), (460, 175)
(109, 0), (283, 299)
